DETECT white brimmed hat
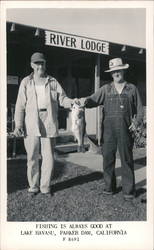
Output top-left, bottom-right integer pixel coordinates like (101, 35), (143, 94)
(105, 58), (129, 72)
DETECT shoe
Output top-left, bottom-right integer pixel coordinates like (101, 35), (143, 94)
(28, 190), (39, 198)
(124, 194), (134, 201)
(41, 191), (54, 197)
(28, 187), (39, 193)
(102, 189), (113, 195)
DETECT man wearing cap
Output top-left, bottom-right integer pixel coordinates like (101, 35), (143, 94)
(14, 52), (74, 197)
(79, 58), (143, 200)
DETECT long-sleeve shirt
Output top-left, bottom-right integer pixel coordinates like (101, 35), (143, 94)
(80, 82), (143, 127)
(14, 73), (73, 137)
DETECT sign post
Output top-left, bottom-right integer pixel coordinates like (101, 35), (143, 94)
(95, 54), (101, 146)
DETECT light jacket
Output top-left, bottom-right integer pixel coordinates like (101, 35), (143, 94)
(14, 73), (73, 137)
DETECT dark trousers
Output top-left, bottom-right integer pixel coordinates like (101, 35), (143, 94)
(102, 117), (135, 195)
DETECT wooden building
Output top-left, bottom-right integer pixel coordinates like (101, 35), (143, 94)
(7, 22), (146, 143)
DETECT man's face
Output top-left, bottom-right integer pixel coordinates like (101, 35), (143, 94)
(111, 69), (125, 83)
(31, 61), (46, 76)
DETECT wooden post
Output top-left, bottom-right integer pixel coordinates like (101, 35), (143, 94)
(67, 62), (72, 97)
(94, 54), (101, 146)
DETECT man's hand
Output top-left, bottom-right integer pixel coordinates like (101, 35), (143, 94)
(14, 127), (24, 137)
(73, 98), (81, 106)
(72, 98), (87, 107)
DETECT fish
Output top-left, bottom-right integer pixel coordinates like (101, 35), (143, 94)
(71, 103), (86, 153)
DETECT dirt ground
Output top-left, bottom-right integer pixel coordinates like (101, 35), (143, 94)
(7, 147), (146, 221)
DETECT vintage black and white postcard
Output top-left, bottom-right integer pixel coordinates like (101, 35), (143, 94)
(0, 1), (154, 250)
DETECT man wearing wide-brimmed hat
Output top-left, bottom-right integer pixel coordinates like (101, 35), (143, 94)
(80, 58), (143, 201)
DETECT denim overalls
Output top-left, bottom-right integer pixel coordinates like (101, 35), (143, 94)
(102, 84), (135, 195)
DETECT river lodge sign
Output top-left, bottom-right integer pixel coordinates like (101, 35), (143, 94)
(45, 30), (109, 55)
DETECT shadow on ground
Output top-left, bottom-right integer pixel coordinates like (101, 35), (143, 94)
(134, 157), (146, 166)
(7, 159), (103, 194)
(52, 172), (103, 193)
(7, 153), (146, 221)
